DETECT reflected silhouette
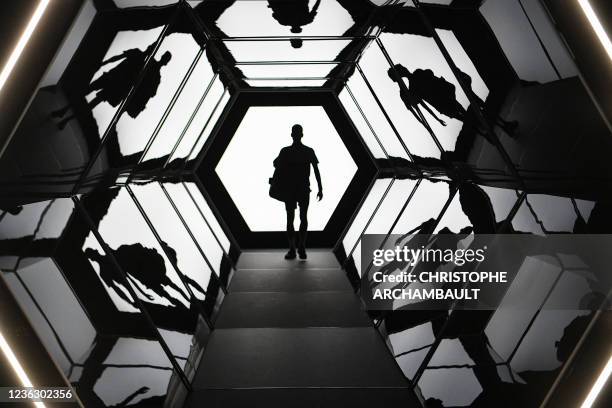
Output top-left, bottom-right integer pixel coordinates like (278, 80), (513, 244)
(388, 63), (518, 136)
(268, 0), (322, 48)
(271, 124), (323, 260)
(388, 64), (463, 128)
(52, 46), (172, 129)
(85, 243), (189, 307)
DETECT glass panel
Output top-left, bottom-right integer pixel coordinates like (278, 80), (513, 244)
(129, 182), (215, 294)
(391, 179), (452, 235)
(342, 178), (393, 257)
(184, 181), (231, 252)
(338, 86), (387, 158)
(113, 31), (200, 158)
(345, 67), (409, 159)
(216, 0), (355, 37)
(162, 182), (226, 276)
(224, 39), (352, 62)
(141, 52), (215, 163)
(364, 179), (418, 235)
(238, 63), (338, 79)
(1, 198), (191, 407)
(79, 188), (201, 370)
(418, 367), (483, 407)
(509, 271), (596, 375)
(435, 184), (522, 234)
(511, 194), (591, 235)
(168, 77), (225, 163)
(0, 199), (72, 270)
(485, 256), (562, 360)
(85, 26), (165, 140)
(246, 79), (327, 87)
(188, 90), (231, 161)
(480, 0), (578, 83)
(359, 40), (442, 158)
(386, 320), (438, 380)
(354, 178), (418, 276)
(4, 258), (97, 373)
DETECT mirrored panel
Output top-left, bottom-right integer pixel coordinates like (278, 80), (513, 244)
(358, 40), (442, 159)
(511, 194), (595, 235)
(223, 39), (352, 62)
(184, 181), (232, 252)
(215, 0), (356, 37)
(140, 52), (216, 166)
(166, 77), (226, 166)
(129, 182), (216, 296)
(78, 188), (207, 372)
(338, 86), (387, 159)
(0, 198), (192, 407)
(344, 65), (410, 160)
(162, 181), (232, 282)
(187, 90), (231, 162)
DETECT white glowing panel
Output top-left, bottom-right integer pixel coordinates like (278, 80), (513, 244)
(217, 0), (354, 37)
(216, 106), (357, 231)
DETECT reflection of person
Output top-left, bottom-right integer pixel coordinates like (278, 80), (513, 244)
(273, 124), (323, 260)
(388, 64), (517, 135)
(52, 47), (172, 129)
(85, 244), (188, 307)
(388, 64), (464, 128)
(268, 0), (322, 48)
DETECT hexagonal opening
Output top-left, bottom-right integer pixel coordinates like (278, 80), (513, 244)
(196, 91), (377, 249)
(216, 106), (358, 231)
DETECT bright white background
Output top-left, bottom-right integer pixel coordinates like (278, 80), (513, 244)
(216, 106), (357, 232)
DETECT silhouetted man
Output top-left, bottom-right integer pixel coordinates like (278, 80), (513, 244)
(273, 124), (322, 260)
(53, 47), (172, 129)
(268, 0), (321, 48)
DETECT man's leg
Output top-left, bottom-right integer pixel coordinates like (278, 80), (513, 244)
(297, 194), (309, 259)
(285, 201), (297, 259)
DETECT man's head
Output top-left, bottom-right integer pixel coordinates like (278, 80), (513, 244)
(290, 38), (303, 49)
(160, 51), (172, 66)
(291, 124), (303, 141)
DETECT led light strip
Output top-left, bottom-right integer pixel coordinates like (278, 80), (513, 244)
(0, 330), (46, 408)
(0, 0), (50, 92)
(578, 0), (612, 61)
(581, 353), (612, 408)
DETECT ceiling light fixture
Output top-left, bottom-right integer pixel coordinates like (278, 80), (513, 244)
(0, 330), (46, 408)
(581, 354), (612, 408)
(577, 0), (612, 61)
(0, 0), (50, 92)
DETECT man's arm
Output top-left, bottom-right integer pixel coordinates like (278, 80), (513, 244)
(313, 162), (323, 201)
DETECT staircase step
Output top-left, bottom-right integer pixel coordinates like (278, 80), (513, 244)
(229, 268), (352, 293)
(215, 292), (370, 328)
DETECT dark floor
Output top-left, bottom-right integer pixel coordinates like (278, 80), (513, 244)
(186, 250), (420, 408)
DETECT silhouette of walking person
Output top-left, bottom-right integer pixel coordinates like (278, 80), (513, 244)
(85, 247), (134, 305)
(85, 244), (189, 307)
(273, 124), (323, 260)
(268, 0), (322, 48)
(52, 46), (172, 129)
(388, 64), (517, 136)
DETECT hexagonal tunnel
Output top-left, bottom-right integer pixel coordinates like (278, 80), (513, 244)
(196, 91), (376, 248)
(1, 1), (611, 408)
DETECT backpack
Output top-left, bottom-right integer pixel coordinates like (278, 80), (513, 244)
(269, 167), (286, 202)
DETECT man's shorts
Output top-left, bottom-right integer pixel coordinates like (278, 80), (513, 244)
(284, 190), (310, 211)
